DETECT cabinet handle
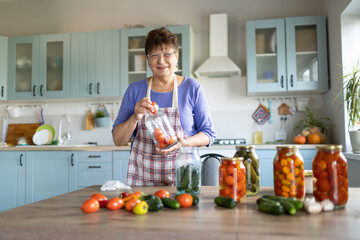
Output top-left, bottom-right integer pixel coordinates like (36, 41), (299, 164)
(280, 76), (284, 88)
(19, 153), (23, 166)
(40, 85), (43, 96)
(88, 155), (101, 158)
(97, 82), (100, 94)
(88, 166), (101, 168)
(290, 74), (294, 87)
(89, 83), (92, 95)
(33, 85), (36, 96)
(71, 153), (74, 166)
(1, 86), (3, 97)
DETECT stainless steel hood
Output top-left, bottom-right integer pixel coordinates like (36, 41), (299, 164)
(194, 13), (241, 78)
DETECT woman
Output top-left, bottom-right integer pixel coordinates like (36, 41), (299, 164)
(112, 27), (216, 186)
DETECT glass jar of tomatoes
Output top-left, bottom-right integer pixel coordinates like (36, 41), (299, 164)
(176, 147), (201, 195)
(145, 110), (178, 149)
(219, 157), (246, 203)
(234, 145), (259, 196)
(312, 145), (348, 207)
(273, 146), (305, 200)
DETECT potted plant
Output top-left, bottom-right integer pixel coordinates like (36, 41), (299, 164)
(333, 62), (360, 153)
(94, 105), (110, 127)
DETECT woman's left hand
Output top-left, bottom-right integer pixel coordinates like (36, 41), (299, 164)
(155, 132), (187, 155)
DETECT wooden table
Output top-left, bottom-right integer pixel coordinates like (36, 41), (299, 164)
(0, 186), (359, 240)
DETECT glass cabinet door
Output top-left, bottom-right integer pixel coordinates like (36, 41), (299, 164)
(15, 43), (33, 93)
(128, 35), (147, 85)
(46, 41), (63, 92)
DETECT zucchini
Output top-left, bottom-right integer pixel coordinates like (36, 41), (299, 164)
(263, 195), (303, 210)
(162, 198), (180, 209)
(256, 197), (281, 206)
(145, 200), (163, 212)
(257, 202), (284, 215)
(277, 200), (296, 215)
(214, 196), (236, 209)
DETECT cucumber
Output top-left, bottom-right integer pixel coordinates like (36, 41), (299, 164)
(192, 194), (200, 206)
(263, 195), (303, 210)
(145, 200), (163, 212)
(257, 202), (284, 215)
(214, 196), (236, 209)
(162, 198), (180, 209)
(256, 197), (281, 206)
(141, 194), (157, 201)
(277, 200), (296, 215)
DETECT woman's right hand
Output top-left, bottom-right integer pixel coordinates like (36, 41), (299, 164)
(133, 97), (153, 121)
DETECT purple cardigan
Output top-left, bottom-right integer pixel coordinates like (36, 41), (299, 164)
(113, 77), (216, 146)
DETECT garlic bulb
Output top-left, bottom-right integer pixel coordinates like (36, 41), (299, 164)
(321, 199), (334, 211)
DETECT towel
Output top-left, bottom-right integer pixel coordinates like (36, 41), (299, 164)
(100, 180), (131, 192)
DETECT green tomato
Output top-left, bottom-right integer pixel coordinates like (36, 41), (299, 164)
(132, 201), (148, 215)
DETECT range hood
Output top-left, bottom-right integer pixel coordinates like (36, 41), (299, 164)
(194, 13), (241, 78)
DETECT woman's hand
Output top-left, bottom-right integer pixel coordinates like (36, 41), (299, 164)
(133, 97), (153, 121)
(155, 132), (187, 155)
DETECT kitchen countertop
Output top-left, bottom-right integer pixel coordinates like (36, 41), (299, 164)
(0, 186), (359, 240)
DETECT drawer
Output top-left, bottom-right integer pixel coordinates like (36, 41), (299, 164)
(77, 151), (112, 163)
(77, 162), (112, 187)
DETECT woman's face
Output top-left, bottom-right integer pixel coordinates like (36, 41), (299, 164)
(147, 44), (178, 79)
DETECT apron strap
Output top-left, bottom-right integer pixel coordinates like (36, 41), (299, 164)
(146, 75), (178, 108)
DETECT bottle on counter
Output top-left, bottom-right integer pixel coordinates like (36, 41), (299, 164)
(273, 146), (305, 200)
(234, 145), (259, 196)
(219, 157), (246, 203)
(176, 147), (201, 195)
(312, 145), (348, 207)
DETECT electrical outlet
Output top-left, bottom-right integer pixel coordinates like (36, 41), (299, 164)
(275, 131), (287, 141)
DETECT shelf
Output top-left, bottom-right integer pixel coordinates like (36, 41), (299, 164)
(296, 51), (317, 55)
(129, 71), (147, 75)
(129, 48), (145, 53)
(256, 53), (277, 57)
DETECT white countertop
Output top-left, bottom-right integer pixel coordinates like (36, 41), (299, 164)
(344, 152), (360, 161)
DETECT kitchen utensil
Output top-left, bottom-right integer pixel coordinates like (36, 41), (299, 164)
(6, 123), (41, 146)
(32, 130), (51, 146)
(36, 124), (55, 142)
(252, 104), (270, 125)
(85, 109), (94, 130)
(17, 137), (28, 146)
(268, 99), (273, 124)
(289, 98), (296, 115)
(278, 103), (290, 115)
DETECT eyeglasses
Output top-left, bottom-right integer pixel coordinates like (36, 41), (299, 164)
(147, 51), (176, 61)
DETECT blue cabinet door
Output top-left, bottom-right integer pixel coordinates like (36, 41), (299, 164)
(26, 151), (76, 203)
(0, 36), (8, 100)
(257, 149), (276, 187)
(113, 151), (130, 184)
(0, 152), (26, 212)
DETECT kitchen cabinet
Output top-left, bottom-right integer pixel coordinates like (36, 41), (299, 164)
(25, 151), (77, 203)
(246, 16), (328, 95)
(71, 30), (120, 98)
(8, 33), (71, 99)
(113, 151), (130, 184)
(0, 36), (8, 100)
(0, 152), (26, 212)
(120, 25), (194, 95)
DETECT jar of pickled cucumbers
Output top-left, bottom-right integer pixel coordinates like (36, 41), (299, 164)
(312, 145), (348, 207)
(234, 145), (259, 196)
(273, 146), (305, 200)
(219, 157), (246, 203)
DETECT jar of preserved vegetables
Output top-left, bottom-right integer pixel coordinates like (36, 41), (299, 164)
(234, 145), (259, 196)
(273, 146), (305, 200)
(312, 145), (348, 207)
(219, 157), (246, 203)
(176, 147), (201, 195)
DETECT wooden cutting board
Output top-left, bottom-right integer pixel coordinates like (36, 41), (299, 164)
(85, 110), (94, 130)
(6, 123), (41, 146)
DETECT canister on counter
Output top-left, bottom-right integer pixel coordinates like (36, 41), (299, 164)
(273, 146), (305, 200)
(176, 147), (201, 195)
(234, 145), (259, 196)
(219, 157), (246, 203)
(312, 145), (348, 207)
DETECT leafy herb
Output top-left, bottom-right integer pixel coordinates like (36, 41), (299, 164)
(293, 107), (333, 134)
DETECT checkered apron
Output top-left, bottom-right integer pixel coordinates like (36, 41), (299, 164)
(127, 76), (184, 186)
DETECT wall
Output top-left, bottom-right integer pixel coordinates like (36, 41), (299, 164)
(0, 0), (341, 146)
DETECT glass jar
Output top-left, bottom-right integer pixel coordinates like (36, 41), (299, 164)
(273, 146), (305, 200)
(219, 157), (246, 203)
(312, 145), (348, 207)
(145, 110), (178, 149)
(234, 145), (259, 196)
(176, 147), (201, 195)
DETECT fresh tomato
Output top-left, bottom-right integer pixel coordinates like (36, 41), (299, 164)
(151, 102), (159, 114)
(119, 192), (130, 198)
(176, 193), (193, 208)
(154, 189), (170, 199)
(132, 201), (149, 215)
(152, 128), (163, 137)
(155, 133), (165, 142)
(106, 197), (124, 211)
(122, 191), (141, 202)
(91, 193), (108, 208)
(81, 198), (100, 213)
(164, 135), (175, 145)
(157, 140), (167, 148)
(125, 198), (141, 212)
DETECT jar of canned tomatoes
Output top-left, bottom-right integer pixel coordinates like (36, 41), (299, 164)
(312, 145), (348, 207)
(234, 145), (259, 196)
(273, 146), (305, 200)
(219, 157), (246, 203)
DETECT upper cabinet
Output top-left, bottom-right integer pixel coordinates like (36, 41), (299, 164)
(8, 34), (71, 99)
(246, 16), (328, 95)
(120, 25), (193, 95)
(0, 36), (8, 100)
(71, 30), (120, 98)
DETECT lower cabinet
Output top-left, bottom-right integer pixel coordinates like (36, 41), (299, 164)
(113, 151), (130, 184)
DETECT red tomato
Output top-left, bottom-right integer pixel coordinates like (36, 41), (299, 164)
(81, 198), (100, 213)
(155, 133), (165, 142)
(176, 193), (193, 208)
(106, 197), (124, 211)
(152, 128), (163, 137)
(157, 140), (167, 148)
(151, 102), (158, 114)
(164, 135), (175, 145)
(119, 192), (129, 198)
(154, 189), (170, 199)
(91, 193), (108, 208)
(125, 198), (141, 212)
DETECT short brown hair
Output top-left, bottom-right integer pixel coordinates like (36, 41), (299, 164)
(145, 27), (178, 56)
